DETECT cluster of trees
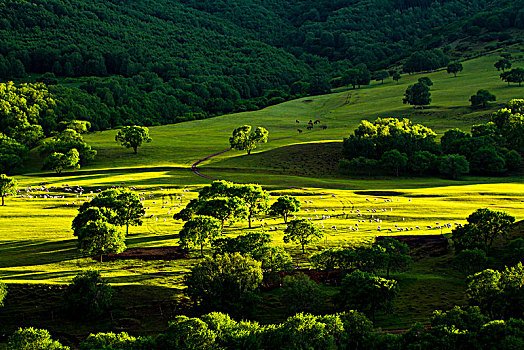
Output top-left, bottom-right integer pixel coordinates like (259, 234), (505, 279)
(402, 49), (449, 73)
(71, 189), (145, 261)
(340, 100), (523, 178)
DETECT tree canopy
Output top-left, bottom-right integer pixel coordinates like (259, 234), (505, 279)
(283, 219), (323, 253)
(115, 125), (152, 154)
(0, 173), (17, 206)
(229, 125), (269, 155)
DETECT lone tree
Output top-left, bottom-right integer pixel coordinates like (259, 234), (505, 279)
(269, 195), (301, 223)
(494, 58), (511, 72)
(42, 148), (80, 174)
(76, 220), (126, 262)
(184, 253), (263, 317)
(375, 238), (412, 278)
(470, 89), (496, 108)
(500, 68), (524, 87)
(115, 125), (152, 154)
(374, 70), (389, 84)
(179, 215), (222, 257)
(229, 125), (269, 155)
(0, 173), (17, 206)
(447, 62), (463, 77)
(452, 208), (516, 253)
(392, 71), (401, 84)
(283, 219), (323, 253)
(438, 154), (469, 179)
(337, 270), (398, 323)
(403, 81), (431, 109)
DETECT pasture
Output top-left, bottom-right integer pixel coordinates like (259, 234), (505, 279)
(1, 51), (523, 331)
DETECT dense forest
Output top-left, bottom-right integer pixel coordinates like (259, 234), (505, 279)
(0, 0), (523, 131)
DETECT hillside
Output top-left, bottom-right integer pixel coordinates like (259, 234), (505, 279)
(0, 0), (521, 132)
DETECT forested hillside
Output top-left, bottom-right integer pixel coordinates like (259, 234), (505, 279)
(0, 0), (522, 132)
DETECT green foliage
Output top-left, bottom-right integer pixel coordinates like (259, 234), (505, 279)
(342, 65), (371, 89)
(281, 273), (324, 314)
(408, 150), (438, 175)
(467, 263), (524, 319)
(431, 306), (488, 334)
(283, 219), (323, 253)
(212, 231), (271, 257)
(76, 220), (126, 261)
(339, 156), (380, 176)
(184, 253), (263, 317)
(392, 71), (401, 83)
(269, 195), (301, 223)
(229, 125), (269, 155)
(454, 249), (488, 275)
(0, 133), (26, 174)
(80, 332), (151, 350)
(197, 197), (247, 229)
(375, 237), (412, 278)
(337, 270), (398, 322)
(42, 148), (80, 174)
(40, 129), (96, 166)
(74, 188), (145, 235)
(447, 62), (463, 77)
(403, 81), (431, 108)
(179, 215), (222, 257)
(500, 68), (524, 86)
(478, 318), (524, 350)
(374, 70), (389, 84)
(0, 281), (6, 307)
(115, 125), (152, 154)
(231, 183), (269, 228)
(438, 154), (469, 179)
(0, 173), (17, 206)
(259, 246), (293, 276)
(452, 208), (516, 253)
(470, 146), (507, 174)
(502, 238), (524, 267)
(64, 270), (113, 319)
(470, 89), (496, 108)
(494, 58), (512, 71)
(403, 49), (449, 73)
(155, 316), (217, 350)
(8, 327), (69, 350)
(381, 149), (408, 177)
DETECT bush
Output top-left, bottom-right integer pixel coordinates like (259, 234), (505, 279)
(8, 327), (69, 350)
(155, 316), (217, 350)
(63, 270), (113, 319)
(80, 332), (152, 350)
(281, 273), (324, 315)
(0, 281), (6, 307)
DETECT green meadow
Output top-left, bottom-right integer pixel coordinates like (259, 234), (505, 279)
(1, 52), (523, 330)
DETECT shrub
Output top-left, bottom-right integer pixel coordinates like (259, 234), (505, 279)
(281, 273), (324, 315)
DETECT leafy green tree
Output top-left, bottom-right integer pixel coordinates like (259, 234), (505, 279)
(467, 263), (524, 319)
(212, 231), (271, 257)
(80, 332), (152, 350)
(374, 70), (389, 84)
(447, 62), (463, 77)
(75, 189), (145, 235)
(260, 246), (293, 284)
(441, 128), (470, 154)
(155, 316), (217, 350)
(392, 71), (401, 83)
(281, 273), (324, 314)
(283, 219), (323, 254)
(494, 58), (511, 72)
(42, 148), (80, 174)
(504, 149), (523, 171)
(64, 270), (113, 319)
(470, 147), (506, 174)
(381, 149), (408, 176)
(337, 270), (398, 322)
(500, 68), (524, 87)
(375, 238), (412, 278)
(115, 125), (152, 154)
(418, 77), (433, 86)
(342, 68), (360, 89)
(0, 173), (17, 206)
(229, 125), (269, 155)
(409, 150), (438, 175)
(179, 215), (222, 257)
(470, 89), (496, 108)
(478, 319), (524, 350)
(452, 208), (515, 253)
(233, 184), (269, 228)
(184, 253), (263, 317)
(198, 197), (246, 230)
(0, 281), (6, 307)
(438, 154), (469, 179)
(403, 81), (431, 108)
(173, 198), (201, 221)
(8, 328), (69, 350)
(454, 249), (488, 275)
(269, 195), (301, 223)
(0, 133), (26, 174)
(76, 220), (126, 262)
(40, 129), (97, 166)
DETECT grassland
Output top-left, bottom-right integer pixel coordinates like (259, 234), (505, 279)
(1, 51), (523, 336)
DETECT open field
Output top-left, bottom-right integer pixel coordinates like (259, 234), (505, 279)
(1, 52), (523, 334)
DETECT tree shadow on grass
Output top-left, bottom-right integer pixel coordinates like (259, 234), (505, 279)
(0, 239), (79, 268)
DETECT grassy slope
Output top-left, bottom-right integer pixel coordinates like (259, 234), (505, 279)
(1, 52), (523, 335)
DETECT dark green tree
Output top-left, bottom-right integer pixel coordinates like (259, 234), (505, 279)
(494, 58), (511, 72)
(454, 249), (488, 275)
(76, 220), (126, 262)
(470, 89), (496, 108)
(447, 62), (463, 77)
(268, 195), (301, 223)
(381, 149), (408, 176)
(115, 125), (152, 154)
(375, 238), (412, 278)
(392, 71), (401, 84)
(64, 270), (113, 319)
(403, 81), (431, 108)
(283, 219), (323, 253)
(281, 273), (324, 314)
(374, 70), (389, 84)
(155, 316), (217, 350)
(500, 68), (524, 87)
(438, 154), (469, 179)
(179, 215), (222, 257)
